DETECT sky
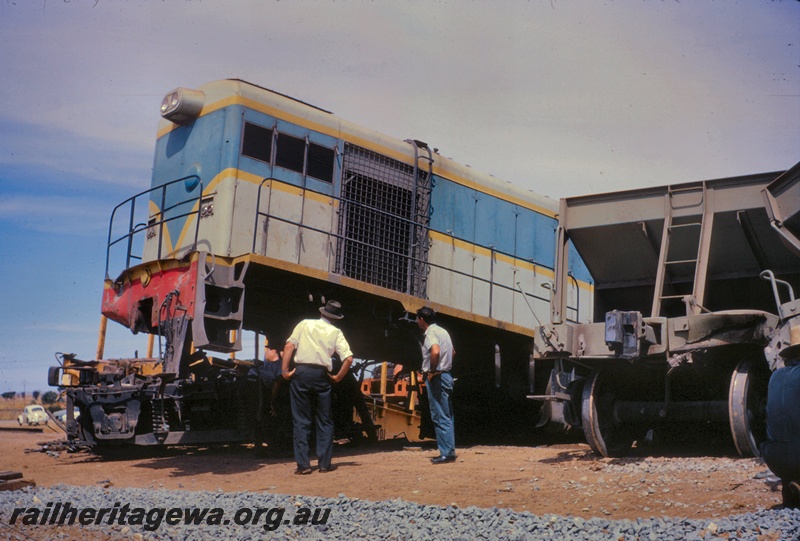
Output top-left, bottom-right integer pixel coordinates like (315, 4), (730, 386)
(0, 0), (798, 395)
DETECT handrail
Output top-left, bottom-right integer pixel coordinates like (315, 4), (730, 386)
(259, 208), (553, 309)
(253, 180), (559, 275)
(105, 175), (203, 280)
(251, 179), (581, 322)
(107, 173), (581, 325)
(760, 269), (796, 318)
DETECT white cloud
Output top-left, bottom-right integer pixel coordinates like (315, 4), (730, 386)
(0, 193), (110, 236)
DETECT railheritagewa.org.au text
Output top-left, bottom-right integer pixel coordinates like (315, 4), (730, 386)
(9, 501), (330, 532)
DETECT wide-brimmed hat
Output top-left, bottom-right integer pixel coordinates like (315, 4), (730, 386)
(320, 300), (344, 320)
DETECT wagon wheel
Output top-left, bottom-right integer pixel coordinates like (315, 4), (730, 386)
(581, 370), (634, 457)
(728, 360), (768, 457)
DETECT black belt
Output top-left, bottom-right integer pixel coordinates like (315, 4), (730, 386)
(295, 364), (328, 371)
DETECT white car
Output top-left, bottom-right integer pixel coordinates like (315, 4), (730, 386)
(53, 408), (80, 424)
(17, 405), (48, 426)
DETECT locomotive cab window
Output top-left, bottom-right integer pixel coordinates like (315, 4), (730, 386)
(242, 122), (273, 163)
(242, 121), (335, 183)
(307, 142), (334, 183)
(275, 133), (305, 173)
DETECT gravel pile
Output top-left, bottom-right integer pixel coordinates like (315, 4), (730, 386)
(2, 484), (799, 541)
(600, 456), (762, 475)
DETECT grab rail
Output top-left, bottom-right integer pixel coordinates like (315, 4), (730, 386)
(105, 174), (579, 323)
(105, 176), (203, 280)
(252, 178), (578, 322)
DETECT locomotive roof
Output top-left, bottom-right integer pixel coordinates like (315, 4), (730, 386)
(157, 79), (558, 217)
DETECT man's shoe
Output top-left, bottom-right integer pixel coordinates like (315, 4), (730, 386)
(319, 465), (337, 473)
(294, 467), (313, 475)
(430, 455), (456, 464)
(784, 481), (800, 509)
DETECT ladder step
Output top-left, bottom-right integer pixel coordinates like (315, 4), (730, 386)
(665, 259), (698, 265)
(659, 294), (686, 300)
(668, 222), (702, 230)
(669, 186), (704, 194)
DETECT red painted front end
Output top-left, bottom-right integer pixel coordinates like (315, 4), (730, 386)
(102, 259), (199, 335)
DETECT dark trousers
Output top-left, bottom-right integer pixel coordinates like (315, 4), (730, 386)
(289, 364), (334, 469)
(762, 440), (800, 483)
(762, 440), (800, 508)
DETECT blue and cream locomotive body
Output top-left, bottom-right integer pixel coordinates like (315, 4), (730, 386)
(54, 79), (592, 447)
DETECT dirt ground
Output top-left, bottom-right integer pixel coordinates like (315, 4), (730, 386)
(0, 422), (783, 523)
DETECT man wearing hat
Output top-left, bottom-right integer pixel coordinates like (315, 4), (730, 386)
(282, 300), (353, 474)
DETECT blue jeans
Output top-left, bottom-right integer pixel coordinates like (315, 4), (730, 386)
(427, 372), (456, 458)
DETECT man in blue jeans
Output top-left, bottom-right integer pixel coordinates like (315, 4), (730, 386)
(762, 351), (800, 508)
(417, 307), (456, 464)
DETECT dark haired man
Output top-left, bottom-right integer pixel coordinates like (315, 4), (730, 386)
(251, 343), (287, 456)
(416, 306), (457, 464)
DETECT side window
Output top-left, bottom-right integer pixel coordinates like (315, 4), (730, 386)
(275, 133), (305, 173)
(307, 142), (335, 183)
(241, 121), (335, 183)
(242, 122), (272, 163)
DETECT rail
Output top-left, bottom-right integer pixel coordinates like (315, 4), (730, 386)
(105, 176), (203, 280)
(253, 179), (580, 323)
(105, 174), (579, 323)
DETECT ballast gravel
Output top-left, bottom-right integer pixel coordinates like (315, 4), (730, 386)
(2, 484), (799, 541)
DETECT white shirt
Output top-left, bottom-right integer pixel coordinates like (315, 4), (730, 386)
(421, 323), (454, 372)
(286, 317), (353, 371)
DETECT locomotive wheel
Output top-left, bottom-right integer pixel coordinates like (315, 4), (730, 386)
(728, 360), (768, 457)
(581, 370), (634, 457)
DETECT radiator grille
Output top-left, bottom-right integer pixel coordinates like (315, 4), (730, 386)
(338, 144), (427, 294)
